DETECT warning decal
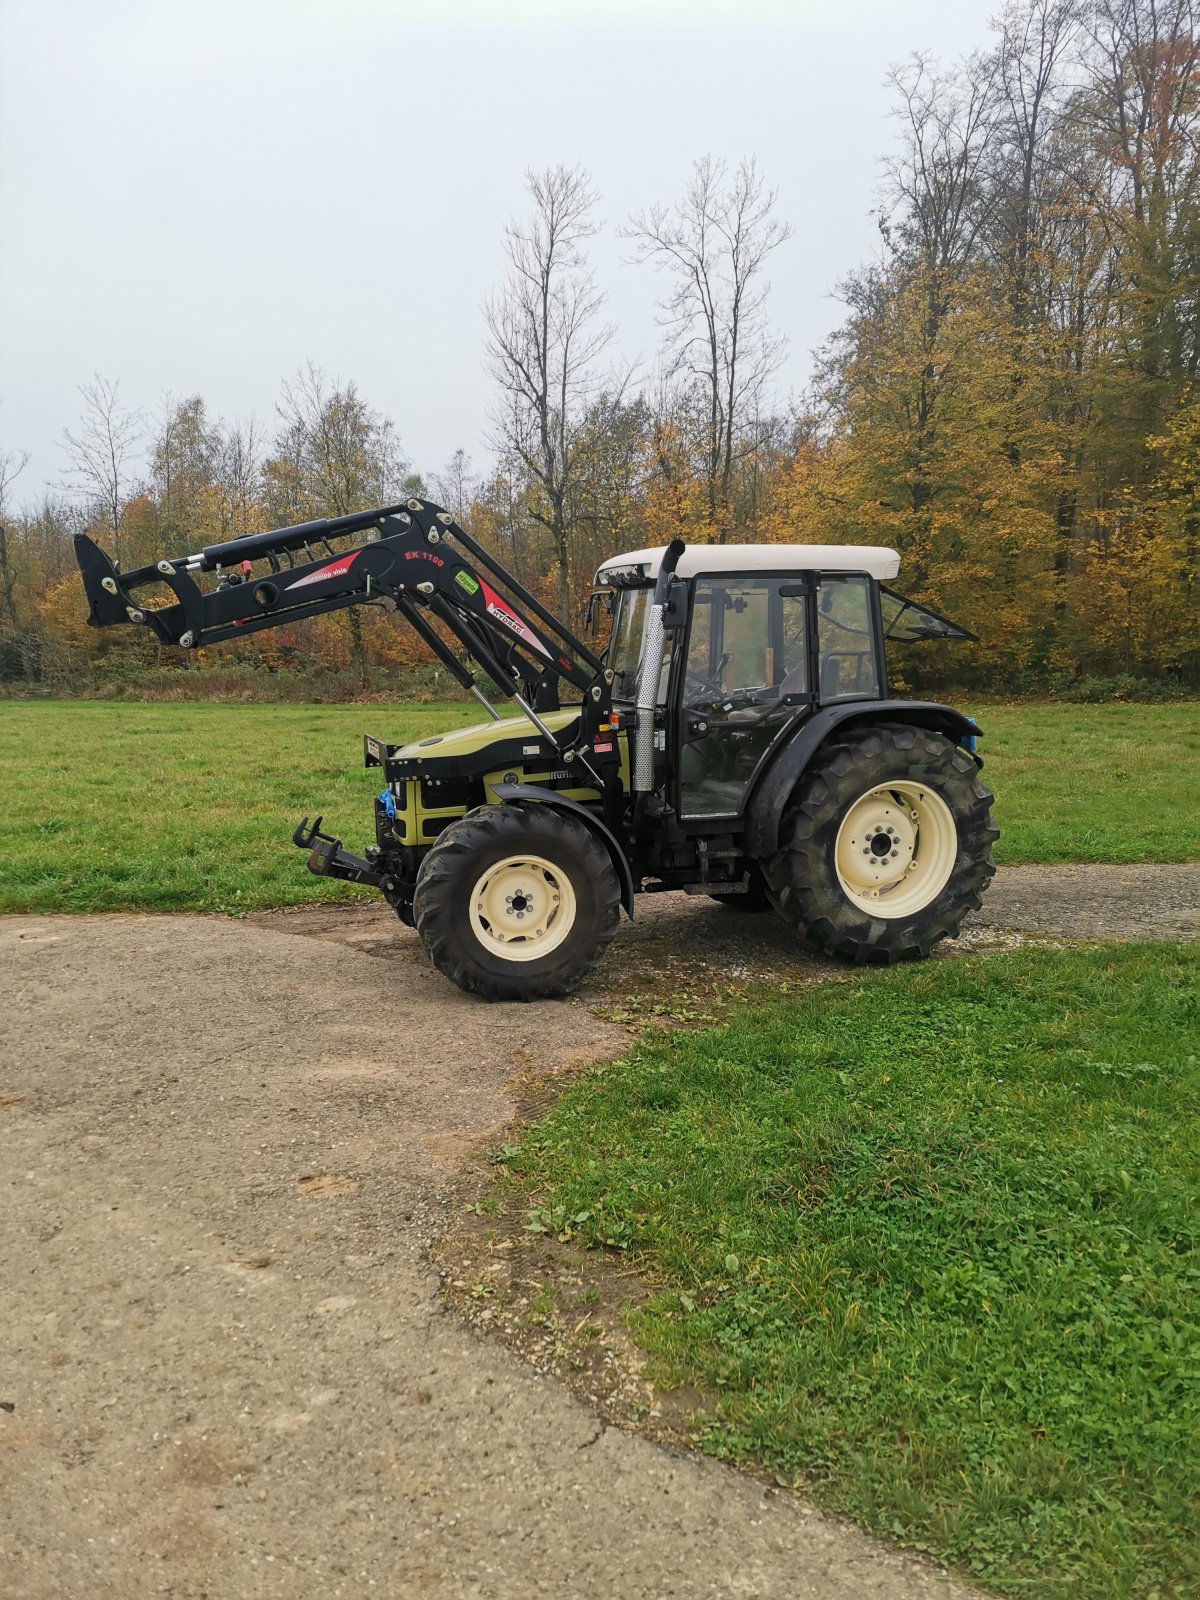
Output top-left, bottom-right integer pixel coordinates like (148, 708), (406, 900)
(478, 579), (551, 658)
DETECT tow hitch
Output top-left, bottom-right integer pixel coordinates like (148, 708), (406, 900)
(292, 816), (385, 887)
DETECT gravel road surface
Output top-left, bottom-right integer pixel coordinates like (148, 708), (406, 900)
(4, 866), (1194, 1598)
(2, 913), (980, 1600)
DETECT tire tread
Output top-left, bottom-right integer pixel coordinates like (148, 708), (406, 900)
(761, 722), (998, 965)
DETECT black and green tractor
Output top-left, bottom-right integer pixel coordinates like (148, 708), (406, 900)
(75, 498), (998, 1000)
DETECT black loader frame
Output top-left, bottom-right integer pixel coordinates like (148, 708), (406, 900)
(76, 498), (626, 880)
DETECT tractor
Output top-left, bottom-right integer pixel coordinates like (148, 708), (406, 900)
(75, 499), (997, 1000)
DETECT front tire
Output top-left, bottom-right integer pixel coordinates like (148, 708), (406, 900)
(761, 722), (997, 964)
(413, 804), (621, 1001)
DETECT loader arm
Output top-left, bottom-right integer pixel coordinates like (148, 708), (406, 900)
(74, 497), (621, 793)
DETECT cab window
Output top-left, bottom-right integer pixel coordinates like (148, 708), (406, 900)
(684, 578), (808, 706)
(816, 576), (879, 700)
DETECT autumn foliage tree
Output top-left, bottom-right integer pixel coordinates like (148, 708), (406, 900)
(2, 1), (1196, 698)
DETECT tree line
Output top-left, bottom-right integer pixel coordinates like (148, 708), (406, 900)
(2, 0), (1196, 698)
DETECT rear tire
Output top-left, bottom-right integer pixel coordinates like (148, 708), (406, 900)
(761, 722), (997, 964)
(413, 804), (621, 1001)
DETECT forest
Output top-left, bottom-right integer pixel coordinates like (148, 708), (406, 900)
(1, 0), (1196, 700)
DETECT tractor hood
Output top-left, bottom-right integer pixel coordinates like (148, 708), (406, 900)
(392, 708), (584, 762)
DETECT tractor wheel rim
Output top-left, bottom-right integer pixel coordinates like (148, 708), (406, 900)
(468, 854), (577, 962)
(834, 780), (958, 920)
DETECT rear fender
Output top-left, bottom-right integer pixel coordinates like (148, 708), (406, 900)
(742, 701), (983, 860)
(490, 783), (634, 917)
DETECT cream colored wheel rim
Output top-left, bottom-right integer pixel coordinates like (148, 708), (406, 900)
(468, 854), (577, 962)
(834, 780), (958, 920)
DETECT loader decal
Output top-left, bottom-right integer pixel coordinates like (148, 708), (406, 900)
(479, 579), (551, 658)
(285, 554), (360, 591)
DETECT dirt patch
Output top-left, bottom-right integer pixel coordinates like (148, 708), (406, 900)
(248, 861), (1199, 1023)
(437, 1166), (701, 1451)
(295, 1172), (359, 1197)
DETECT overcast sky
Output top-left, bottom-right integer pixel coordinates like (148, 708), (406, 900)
(1, 0), (997, 506)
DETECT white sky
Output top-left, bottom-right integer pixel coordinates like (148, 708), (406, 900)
(0, 0), (996, 504)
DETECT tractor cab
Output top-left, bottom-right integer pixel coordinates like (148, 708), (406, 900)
(593, 545), (974, 822)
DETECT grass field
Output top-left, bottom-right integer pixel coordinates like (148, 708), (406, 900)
(503, 944), (1200, 1599)
(0, 701), (478, 914)
(977, 701), (1199, 864)
(0, 699), (1195, 914)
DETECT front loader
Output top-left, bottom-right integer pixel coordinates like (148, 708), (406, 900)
(75, 498), (997, 1000)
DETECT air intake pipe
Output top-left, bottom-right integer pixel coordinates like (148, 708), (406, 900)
(632, 538), (685, 794)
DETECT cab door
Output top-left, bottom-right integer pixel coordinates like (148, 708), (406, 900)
(677, 575), (811, 820)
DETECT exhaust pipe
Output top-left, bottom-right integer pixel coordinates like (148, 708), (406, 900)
(633, 539), (685, 794)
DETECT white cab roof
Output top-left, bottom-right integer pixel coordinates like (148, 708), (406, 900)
(595, 542), (901, 584)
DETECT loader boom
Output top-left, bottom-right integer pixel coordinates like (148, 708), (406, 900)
(74, 497), (621, 793)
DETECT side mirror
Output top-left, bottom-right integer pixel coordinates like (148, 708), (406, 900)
(662, 576), (689, 630)
(582, 589), (614, 636)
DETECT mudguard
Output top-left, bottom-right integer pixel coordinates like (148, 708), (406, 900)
(490, 782), (634, 917)
(742, 701), (982, 860)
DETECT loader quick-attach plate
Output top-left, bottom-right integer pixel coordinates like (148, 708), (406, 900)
(75, 533), (206, 648)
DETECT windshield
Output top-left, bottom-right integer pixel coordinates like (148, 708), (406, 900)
(607, 587), (650, 698)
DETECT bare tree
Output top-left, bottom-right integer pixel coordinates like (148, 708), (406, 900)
(884, 54), (1004, 278)
(627, 157), (791, 532)
(61, 375), (143, 557)
(485, 165), (615, 609)
(264, 364), (407, 682)
(993, 0), (1081, 332)
(268, 363), (406, 522)
(217, 416), (266, 538)
(152, 393), (222, 542)
(0, 447), (31, 629)
(1083, 0), (1200, 395)
(432, 447), (479, 525)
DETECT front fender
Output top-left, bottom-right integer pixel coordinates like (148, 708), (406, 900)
(742, 701), (982, 860)
(490, 783), (634, 917)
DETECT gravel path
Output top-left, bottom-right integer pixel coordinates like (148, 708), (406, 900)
(2, 914), (977, 1600)
(2, 866), (1193, 1598)
(247, 862), (1200, 1001)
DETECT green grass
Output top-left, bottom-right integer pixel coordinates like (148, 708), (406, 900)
(506, 945), (1200, 1598)
(0, 700), (1194, 914)
(977, 702), (1199, 864)
(0, 701), (478, 913)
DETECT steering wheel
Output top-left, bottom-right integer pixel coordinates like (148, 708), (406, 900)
(684, 652), (730, 703)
